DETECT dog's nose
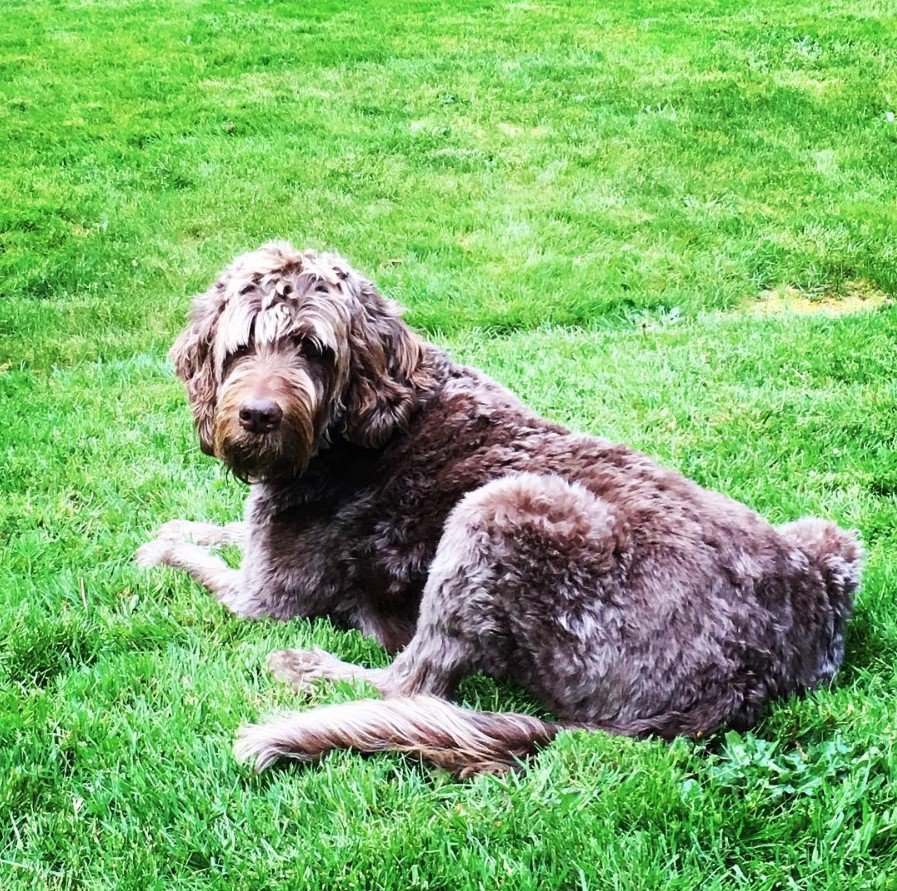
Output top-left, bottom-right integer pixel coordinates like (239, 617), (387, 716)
(238, 398), (284, 434)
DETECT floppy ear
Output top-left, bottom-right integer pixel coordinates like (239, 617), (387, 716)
(169, 288), (222, 455)
(342, 280), (433, 448)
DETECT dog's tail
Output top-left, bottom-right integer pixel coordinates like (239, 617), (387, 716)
(234, 696), (561, 778)
(233, 694), (739, 778)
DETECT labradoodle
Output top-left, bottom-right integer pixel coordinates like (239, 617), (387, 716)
(137, 241), (861, 777)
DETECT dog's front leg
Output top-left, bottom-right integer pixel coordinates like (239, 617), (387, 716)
(149, 519), (247, 549)
(135, 537), (256, 617)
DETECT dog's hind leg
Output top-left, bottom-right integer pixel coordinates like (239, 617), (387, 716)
(378, 472), (623, 701)
(267, 648), (391, 693)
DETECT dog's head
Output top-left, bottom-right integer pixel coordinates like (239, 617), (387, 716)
(170, 241), (434, 482)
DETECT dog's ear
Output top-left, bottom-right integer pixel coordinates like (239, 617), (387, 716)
(169, 288), (222, 456)
(342, 279), (432, 448)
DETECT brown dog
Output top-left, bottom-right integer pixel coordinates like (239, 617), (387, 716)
(138, 241), (861, 776)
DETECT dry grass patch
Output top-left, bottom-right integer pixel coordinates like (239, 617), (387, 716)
(749, 281), (892, 317)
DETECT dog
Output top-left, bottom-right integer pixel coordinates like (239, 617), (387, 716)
(138, 241), (862, 777)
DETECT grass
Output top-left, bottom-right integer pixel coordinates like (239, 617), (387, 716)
(2, 0), (896, 887)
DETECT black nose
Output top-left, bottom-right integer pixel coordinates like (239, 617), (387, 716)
(238, 398), (283, 434)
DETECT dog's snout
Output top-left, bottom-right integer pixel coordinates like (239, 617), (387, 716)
(238, 398), (284, 434)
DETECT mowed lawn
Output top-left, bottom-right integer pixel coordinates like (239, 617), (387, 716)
(2, 0), (897, 887)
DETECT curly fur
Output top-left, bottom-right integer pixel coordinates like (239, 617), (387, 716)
(140, 241), (862, 777)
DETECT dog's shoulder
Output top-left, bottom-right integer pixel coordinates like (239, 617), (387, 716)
(423, 360), (555, 431)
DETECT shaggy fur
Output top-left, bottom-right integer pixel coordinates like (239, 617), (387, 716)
(138, 241), (862, 776)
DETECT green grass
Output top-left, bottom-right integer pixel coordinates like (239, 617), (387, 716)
(2, 0), (897, 887)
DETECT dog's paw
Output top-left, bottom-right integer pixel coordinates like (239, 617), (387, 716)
(135, 537), (174, 569)
(267, 648), (345, 690)
(152, 519), (243, 549)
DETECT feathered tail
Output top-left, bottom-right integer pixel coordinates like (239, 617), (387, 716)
(233, 693), (744, 777)
(235, 696), (561, 778)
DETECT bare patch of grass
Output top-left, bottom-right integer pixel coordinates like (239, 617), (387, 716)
(748, 280), (892, 316)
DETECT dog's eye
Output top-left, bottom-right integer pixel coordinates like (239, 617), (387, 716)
(294, 337), (332, 362)
(223, 344), (251, 375)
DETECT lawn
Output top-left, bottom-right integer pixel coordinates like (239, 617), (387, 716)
(2, 0), (897, 887)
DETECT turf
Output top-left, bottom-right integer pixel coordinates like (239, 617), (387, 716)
(2, 0), (896, 887)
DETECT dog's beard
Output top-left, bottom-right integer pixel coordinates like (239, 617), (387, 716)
(215, 413), (314, 483)
(212, 373), (322, 483)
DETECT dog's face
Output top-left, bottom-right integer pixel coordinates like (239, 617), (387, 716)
(170, 242), (432, 482)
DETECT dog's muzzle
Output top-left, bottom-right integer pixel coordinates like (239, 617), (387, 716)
(213, 365), (321, 482)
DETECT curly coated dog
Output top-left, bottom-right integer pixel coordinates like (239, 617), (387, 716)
(138, 241), (861, 776)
